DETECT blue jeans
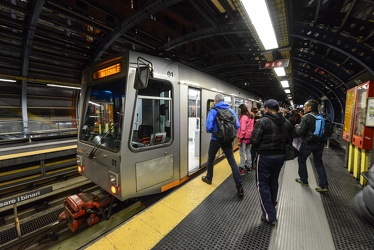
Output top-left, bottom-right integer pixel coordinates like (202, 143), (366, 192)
(206, 139), (243, 188)
(297, 142), (328, 188)
(256, 154), (284, 222)
(239, 143), (252, 168)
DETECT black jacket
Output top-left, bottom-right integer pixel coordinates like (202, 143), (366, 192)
(250, 112), (294, 155)
(295, 111), (319, 144)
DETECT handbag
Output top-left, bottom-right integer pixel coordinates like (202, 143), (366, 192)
(285, 144), (300, 161)
(283, 121), (300, 161)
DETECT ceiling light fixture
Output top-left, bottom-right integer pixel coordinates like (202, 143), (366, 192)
(47, 84), (81, 90)
(285, 89), (290, 93)
(280, 80), (289, 88)
(0, 78), (16, 82)
(274, 67), (286, 76)
(241, 0), (278, 50)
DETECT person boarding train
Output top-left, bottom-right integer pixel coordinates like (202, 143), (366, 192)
(201, 94), (244, 197)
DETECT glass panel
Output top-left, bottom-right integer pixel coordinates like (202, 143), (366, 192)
(131, 79), (172, 149)
(188, 88), (201, 173)
(80, 79), (125, 151)
(354, 83), (368, 137)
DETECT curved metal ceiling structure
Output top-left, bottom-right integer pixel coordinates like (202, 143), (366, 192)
(0, 0), (373, 123)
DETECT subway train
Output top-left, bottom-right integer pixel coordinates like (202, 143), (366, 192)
(59, 50), (261, 231)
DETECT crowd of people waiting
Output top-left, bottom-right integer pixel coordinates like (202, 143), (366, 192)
(202, 94), (329, 226)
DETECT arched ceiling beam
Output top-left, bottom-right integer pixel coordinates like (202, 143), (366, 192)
(21, 0), (45, 78)
(293, 66), (347, 99)
(89, 0), (182, 64)
(290, 23), (374, 75)
(293, 83), (321, 102)
(292, 51), (350, 85)
(205, 61), (259, 72)
(217, 71), (273, 79)
(293, 74), (343, 112)
(193, 46), (290, 60)
(159, 23), (249, 51)
(293, 82), (342, 122)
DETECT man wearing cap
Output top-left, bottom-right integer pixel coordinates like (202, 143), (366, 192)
(250, 99), (294, 225)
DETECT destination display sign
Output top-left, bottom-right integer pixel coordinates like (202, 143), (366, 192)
(93, 63), (122, 79)
(0, 186), (53, 208)
(259, 59), (289, 69)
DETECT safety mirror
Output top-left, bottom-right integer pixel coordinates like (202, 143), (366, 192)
(134, 57), (153, 90)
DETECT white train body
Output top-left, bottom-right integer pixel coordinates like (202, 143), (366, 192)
(77, 50), (260, 201)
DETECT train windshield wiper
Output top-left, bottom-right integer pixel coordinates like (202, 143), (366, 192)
(88, 124), (115, 159)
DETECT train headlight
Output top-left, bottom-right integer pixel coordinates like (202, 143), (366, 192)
(77, 166), (84, 173)
(77, 156), (83, 172)
(109, 171), (118, 186)
(109, 171), (119, 194)
(110, 186), (118, 194)
(76, 155), (82, 166)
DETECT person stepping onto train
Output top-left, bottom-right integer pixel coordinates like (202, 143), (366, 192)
(201, 94), (244, 197)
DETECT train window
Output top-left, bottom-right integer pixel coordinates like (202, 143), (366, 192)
(234, 98), (244, 116)
(131, 79), (172, 149)
(80, 80), (125, 152)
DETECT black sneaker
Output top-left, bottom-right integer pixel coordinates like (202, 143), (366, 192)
(202, 176), (212, 185)
(239, 167), (245, 176)
(237, 187), (244, 197)
(295, 178), (309, 186)
(261, 214), (277, 225)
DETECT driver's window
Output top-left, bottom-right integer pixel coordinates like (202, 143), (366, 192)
(131, 79), (172, 149)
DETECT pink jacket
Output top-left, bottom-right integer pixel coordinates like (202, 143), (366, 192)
(237, 115), (254, 144)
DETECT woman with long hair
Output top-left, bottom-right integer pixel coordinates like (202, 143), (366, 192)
(237, 104), (255, 175)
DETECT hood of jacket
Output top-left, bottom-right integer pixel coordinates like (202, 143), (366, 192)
(263, 112), (285, 126)
(214, 101), (230, 110)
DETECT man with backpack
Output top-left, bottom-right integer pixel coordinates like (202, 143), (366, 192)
(295, 99), (329, 192)
(201, 94), (244, 197)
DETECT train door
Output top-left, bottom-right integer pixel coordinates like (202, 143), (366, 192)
(188, 88), (201, 173)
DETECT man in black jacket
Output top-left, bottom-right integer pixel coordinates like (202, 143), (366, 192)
(250, 99), (294, 225)
(295, 99), (329, 192)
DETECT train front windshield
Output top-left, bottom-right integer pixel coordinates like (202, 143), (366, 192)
(80, 80), (125, 151)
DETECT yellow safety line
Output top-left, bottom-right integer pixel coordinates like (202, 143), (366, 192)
(0, 145), (77, 161)
(86, 152), (240, 250)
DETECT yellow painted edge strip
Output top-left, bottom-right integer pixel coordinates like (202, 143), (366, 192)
(0, 145), (77, 161)
(86, 151), (240, 250)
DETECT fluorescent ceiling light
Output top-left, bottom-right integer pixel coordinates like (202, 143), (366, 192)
(280, 80), (289, 88)
(241, 0), (278, 50)
(89, 101), (101, 107)
(47, 84), (81, 90)
(0, 78), (16, 82)
(274, 67), (286, 76)
(285, 89), (290, 93)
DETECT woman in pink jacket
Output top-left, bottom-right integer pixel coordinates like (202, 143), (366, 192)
(237, 104), (255, 175)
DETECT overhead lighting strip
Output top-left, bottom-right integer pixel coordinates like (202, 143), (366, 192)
(240, 0), (278, 50)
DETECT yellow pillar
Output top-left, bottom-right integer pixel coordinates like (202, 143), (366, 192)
(353, 146), (361, 178)
(360, 149), (369, 186)
(347, 144), (355, 173)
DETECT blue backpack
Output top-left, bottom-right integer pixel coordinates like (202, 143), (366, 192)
(309, 113), (333, 141)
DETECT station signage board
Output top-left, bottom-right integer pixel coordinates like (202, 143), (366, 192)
(0, 186), (53, 208)
(259, 59), (289, 69)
